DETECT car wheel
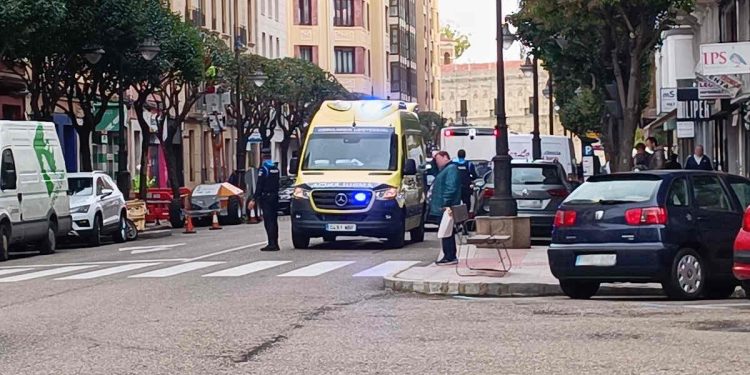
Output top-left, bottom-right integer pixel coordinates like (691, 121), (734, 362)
(169, 200), (184, 229)
(386, 218), (406, 249)
(39, 222), (57, 255)
(125, 219), (139, 241)
(410, 215), (425, 243)
(704, 281), (737, 300)
(89, 214), (103, 247)
(0, 224), (10, 262)
(742, 281), (750, 300)
(292, 229), (310, 249)
(559, 280), (600, 299)
(662, 248), (705, 300)
(224, 197), (242, 225)
(112, 214), (127, 243)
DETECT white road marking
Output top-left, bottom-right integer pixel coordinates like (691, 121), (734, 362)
(128, 261), (224, 278)
(0, 259), (188, 268)
(185, 242), (267, 262)
(352, 261), (420, 277)
(278, 261), (355, 277)
(202, 261), (291, 277)
(55, 263), (161, 280)
(119, 243), (186, 255)
(0, 265), (97, 282)
(0, 268), (34, 276)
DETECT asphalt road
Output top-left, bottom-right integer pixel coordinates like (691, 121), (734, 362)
(1, 220), (749, 374)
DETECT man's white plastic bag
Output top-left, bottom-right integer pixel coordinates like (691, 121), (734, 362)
(437, 209), (454, 238)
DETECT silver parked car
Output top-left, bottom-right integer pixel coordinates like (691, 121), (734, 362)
(475, 161), (576, 241)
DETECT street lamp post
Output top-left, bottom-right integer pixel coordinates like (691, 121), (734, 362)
(488, 4), (518, 217)
(543, 77), (554, 135)
(520, 56), (541, 161)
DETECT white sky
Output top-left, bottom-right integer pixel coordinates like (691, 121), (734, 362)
(439, 0), (523, 63)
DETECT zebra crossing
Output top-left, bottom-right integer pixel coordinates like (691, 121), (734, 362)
(0, 260), (421, 283)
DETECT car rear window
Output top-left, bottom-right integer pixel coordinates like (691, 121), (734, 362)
(512, 166), (563, 185)
(484, 165), (563, 185)
(564, 178), (661, 205)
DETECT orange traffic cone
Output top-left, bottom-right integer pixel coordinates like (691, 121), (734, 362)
(210, 211), (222, 230)
(184, 213), (196, 234)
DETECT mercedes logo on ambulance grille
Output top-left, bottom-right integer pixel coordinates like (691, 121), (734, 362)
(335, 193), (349, 207)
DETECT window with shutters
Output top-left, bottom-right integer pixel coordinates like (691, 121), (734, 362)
(334, 0), (354, 26)
(334, 47), (355, 74)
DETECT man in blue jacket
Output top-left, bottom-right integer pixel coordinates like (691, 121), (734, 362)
(248, 148), (281, 251)
(452, 149), (479, 210)
(685, 145), (713, 171)
(429, 151), (462, 265)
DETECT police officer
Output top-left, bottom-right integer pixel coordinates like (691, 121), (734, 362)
(248, 148), (281, 251)
(452, 149), (478, 210)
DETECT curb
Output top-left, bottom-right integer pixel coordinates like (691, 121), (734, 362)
(384, 269), (665, 298)
(138, 229), (173, 240)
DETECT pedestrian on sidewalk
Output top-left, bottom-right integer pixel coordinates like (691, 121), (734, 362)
(646, 137), (665, 170)
(452, 149), (478, 210)
(685, 145), (713, 171)
(248, 148), (280, 251)
(633, 143), (649, 171)
(665, 153), (682, 169)
(429, 151), (462, 265)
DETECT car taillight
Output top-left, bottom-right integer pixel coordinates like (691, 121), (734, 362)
(493, 128), (499, 137)
(547, 189), (569, 198)
(443, 129), (454, 137)
(483, 187), (495, 198)
(554, 210), (576, 228)
(743, 208), (750, 231)
(624, 207), (667, 225)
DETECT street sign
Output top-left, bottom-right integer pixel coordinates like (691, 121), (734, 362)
(700, 42), (750, 75)
(660, 88), (677, 113)
(676, 121), (695, 139)
(697, 73), (742, 99)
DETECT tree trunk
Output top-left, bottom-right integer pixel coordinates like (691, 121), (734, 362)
(77, 127), (94, 172)
(138, 130), (150, 200)
(163, 142), (181, 199)
(280, 137), (290, 176)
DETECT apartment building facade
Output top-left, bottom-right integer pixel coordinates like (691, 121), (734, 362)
(253, 0), (288, 58)
(287, 0), (439, 108)
(440, 62), (564, 136)
(650, 0), (750, 176)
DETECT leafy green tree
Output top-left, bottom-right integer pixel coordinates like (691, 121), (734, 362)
(418, 111), (447, 146)
(2, 0), (69, 121)
(130, 8), (205, 199)
(510, 0), (693, 171)
(440, 25), (471, 59)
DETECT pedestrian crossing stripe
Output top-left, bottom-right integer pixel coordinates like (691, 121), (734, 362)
(0, 260), (420, 283)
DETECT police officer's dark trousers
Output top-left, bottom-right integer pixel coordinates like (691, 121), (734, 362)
(461, 188), (472, 210)
(260, 196), (279, 247)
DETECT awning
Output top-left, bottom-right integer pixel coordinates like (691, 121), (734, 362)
(642, 109), (677, 132)
(731, 93), (750, 106)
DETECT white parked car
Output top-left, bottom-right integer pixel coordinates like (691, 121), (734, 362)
(68, 171), (127, 246)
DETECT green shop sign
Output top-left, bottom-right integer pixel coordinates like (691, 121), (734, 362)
(95, 104), (127, 132)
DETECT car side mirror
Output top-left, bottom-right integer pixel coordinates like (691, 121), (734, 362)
(101, 188), (113, 197)
(289, 157), (299, 175)
(404, 159), (418, 176)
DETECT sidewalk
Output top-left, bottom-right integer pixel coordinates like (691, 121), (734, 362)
(384, 245), (664, 297)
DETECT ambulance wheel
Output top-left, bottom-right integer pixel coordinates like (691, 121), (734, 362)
(292, 229), (310, 249)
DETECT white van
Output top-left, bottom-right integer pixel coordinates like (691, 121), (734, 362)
(440, 126), (577, 178)
(508, 134), (577, 178)
(0, 121), (71, 261)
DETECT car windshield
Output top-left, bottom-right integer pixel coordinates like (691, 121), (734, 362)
(483, 165), (563, 185)
(302, 127), (398, 171)
(68, 177), (93, 196)
(564, 178), (661, 205)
